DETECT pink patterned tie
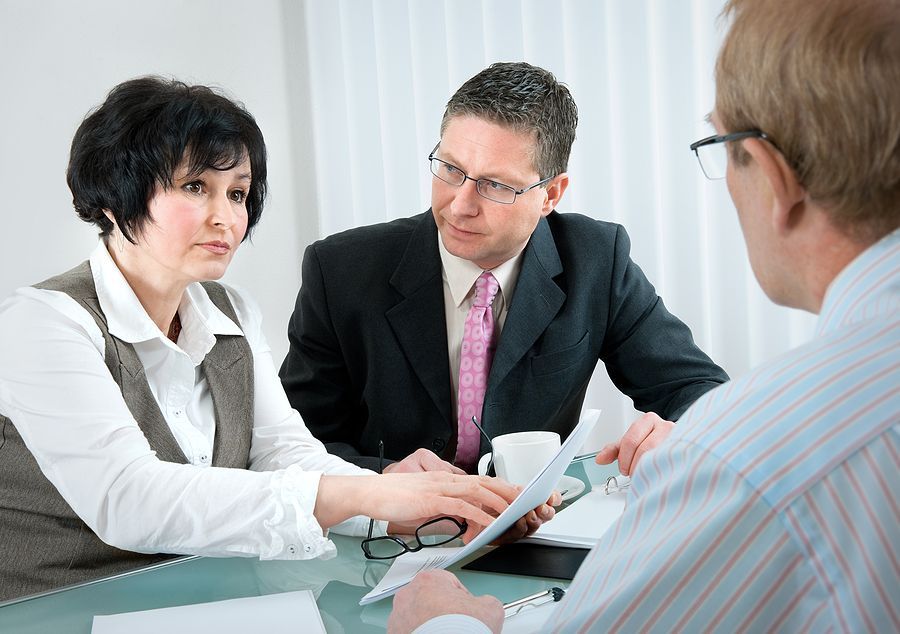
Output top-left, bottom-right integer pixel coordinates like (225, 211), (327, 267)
(454, 271), (500, 470)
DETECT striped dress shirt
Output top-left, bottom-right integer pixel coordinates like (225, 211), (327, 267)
(416, 229), (899, 633)
(549, 228), (900, 632)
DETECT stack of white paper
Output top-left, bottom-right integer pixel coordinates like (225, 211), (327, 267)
(523, 487), (627, 548)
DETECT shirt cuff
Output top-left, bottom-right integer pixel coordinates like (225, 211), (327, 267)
(413, 614), (492, 633)
(261, 465), (335, 560)
(331, 515), (388, 538)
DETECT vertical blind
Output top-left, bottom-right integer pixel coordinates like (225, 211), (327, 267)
(295, 0), (818, 431)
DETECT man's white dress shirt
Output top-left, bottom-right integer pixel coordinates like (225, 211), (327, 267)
(438, 234), (524, 422)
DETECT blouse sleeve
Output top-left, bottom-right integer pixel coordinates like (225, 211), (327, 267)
(224, 283), (379, 538)
(0, 287), (367, 559)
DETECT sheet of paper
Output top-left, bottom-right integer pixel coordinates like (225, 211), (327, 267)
(360, 410), (599, 605)
(91, 589), (324, 634)
(523, 487), (626, 548)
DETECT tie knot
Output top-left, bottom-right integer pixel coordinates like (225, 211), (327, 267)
(473, 271), (499, 308)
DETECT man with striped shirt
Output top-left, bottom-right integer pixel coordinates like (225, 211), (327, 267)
(388, 0), (900, 631)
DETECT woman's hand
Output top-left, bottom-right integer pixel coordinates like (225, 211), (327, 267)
(385, 481), (561, 544)
(315, 472), (519, 533)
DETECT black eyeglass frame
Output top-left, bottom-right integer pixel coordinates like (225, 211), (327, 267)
(428, 142), (554, 204)
(360, 440), (468, 560)
(689, 130), (770, 180)
(361, 515), (468, 560)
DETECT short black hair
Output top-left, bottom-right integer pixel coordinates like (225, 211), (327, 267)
(67, 76), (268, 243)
(441, 62), (578, 179)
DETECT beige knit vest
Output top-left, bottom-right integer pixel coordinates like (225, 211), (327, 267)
(0, 261), (254, 601)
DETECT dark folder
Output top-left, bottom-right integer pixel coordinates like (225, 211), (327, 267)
(461, 542), (590, 581)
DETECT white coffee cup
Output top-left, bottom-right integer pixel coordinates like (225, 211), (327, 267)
(477, 431), (561, 486)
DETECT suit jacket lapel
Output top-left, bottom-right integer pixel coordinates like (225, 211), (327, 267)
(386, 212), (454, 426)
(489, 217), (565, 389)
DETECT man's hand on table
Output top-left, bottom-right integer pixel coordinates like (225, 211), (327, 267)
(594, 412), (674, 476)
(382, 448), (466, 474)
(387, 569), (502, 634)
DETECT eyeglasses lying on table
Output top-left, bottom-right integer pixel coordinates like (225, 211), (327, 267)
(360, 439), (468, 560)
(361, 515), (469, 560)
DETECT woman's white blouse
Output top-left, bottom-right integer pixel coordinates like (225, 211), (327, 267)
(0, 242), (377, 560)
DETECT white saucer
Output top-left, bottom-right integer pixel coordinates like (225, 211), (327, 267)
(556, 475), (586, 502)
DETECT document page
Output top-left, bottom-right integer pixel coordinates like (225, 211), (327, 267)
(360, 410), (599, 604)
(91, 589), (324, 634)
(523, 487), (627, 547)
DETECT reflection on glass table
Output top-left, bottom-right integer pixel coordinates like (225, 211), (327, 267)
(0, 460), (618, 633)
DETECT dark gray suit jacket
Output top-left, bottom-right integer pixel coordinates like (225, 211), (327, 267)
(280, 211), (728, 471)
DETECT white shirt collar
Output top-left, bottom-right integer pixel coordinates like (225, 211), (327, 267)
(437, 232), (525, 307)
(89, 241), (243, 364)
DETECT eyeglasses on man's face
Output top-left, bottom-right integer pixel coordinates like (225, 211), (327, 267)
(689, 130), (769, 180)
(428, 142), (554, 204)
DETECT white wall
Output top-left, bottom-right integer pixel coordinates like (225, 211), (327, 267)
(1, 0), (817, 432)
(0, 0), (315, 363)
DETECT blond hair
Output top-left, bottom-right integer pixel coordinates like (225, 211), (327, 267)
(716, 0), (900, 242)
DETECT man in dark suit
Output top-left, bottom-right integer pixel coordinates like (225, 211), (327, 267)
(280, 62), (728, 473)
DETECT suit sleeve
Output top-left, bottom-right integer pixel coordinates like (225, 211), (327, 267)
(599, 225), (728, 420)
(279, 244), (383, 471)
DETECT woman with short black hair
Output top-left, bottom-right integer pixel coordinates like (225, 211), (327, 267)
(0, 76), (520, 601)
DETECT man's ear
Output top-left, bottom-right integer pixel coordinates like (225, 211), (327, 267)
(541, 173), (569, 215)
(742, 139), (806, 233)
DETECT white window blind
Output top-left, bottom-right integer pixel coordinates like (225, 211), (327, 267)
(296, 0), (817, 430)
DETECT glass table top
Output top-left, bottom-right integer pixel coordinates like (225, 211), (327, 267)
(0, 460), (616, 633)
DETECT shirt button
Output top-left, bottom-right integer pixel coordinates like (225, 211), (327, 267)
(174, 410), (183, 417)
(304, 545), (312, 553)
(199, 455), (209, 464)
(432, 438), (446, 451)
(287, 544), (297, 554)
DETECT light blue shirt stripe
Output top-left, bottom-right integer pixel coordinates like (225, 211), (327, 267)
(547, 229), (900, 632)
(417, 229), (900, 632)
